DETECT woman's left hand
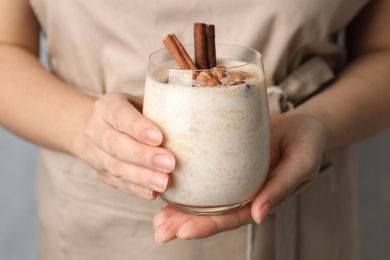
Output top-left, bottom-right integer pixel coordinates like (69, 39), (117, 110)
(153, 112), (327, 244)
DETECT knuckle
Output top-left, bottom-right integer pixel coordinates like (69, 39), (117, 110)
(96, 94), (129, 131)
(103, 132), (120, 157)
(110, 103), (127, 130)
(132, 145), (150, 164)
(105, 157), (122, 178)
(137, 168), (154, 186)
(83, 119), (96, 141)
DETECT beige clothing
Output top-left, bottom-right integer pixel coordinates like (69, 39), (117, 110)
(29, 0), (369, 259)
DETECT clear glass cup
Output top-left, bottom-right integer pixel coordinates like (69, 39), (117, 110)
(143, 44), (270, 214)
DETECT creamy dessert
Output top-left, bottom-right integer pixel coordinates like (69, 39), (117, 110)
(143, 59), (270, 213)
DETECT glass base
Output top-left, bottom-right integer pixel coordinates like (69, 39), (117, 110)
(162, 198), (253, 215)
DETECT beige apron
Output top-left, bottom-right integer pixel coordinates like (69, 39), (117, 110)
(29, 0), (368, 259)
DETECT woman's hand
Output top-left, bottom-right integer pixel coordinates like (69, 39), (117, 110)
(250, 112), (326, 218)
(82, 93), (175, 200)
(153, 112), (326, 243)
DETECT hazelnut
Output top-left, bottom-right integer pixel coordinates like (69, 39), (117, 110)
(212, 66), (227, 80)
(205, 78), (221, 87)
(192, 71), (199, 80)
(195, 71), (213, 82)
(227, 71), (244, 82)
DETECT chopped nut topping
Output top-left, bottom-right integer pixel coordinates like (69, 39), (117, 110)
(195, 71), (213, 82)
(205, 77), (221, 86)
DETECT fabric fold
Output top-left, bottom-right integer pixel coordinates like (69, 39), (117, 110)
(267, 57), (335, 114)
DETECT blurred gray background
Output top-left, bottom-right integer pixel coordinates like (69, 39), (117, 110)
(0, 36), (389, 260)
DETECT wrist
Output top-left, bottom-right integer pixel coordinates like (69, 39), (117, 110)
(68, 96), (96, 161)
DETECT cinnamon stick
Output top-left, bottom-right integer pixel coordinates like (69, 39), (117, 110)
(171, 34), (197, 70)
(206, 24), (216, 68)
(194, 23), (209, 69)
(163, 34), (190, 69)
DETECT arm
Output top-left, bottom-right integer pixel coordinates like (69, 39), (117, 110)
(293, 0), (390, 151)
(252, 0), (390, 218)
(0, 0), (95, 156)
(153, 0), (390, 243)
(0, 0), (175, 199)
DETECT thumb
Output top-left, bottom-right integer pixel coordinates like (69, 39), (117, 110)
(98, 93), (163, 146)
(250, 152), (318, 224)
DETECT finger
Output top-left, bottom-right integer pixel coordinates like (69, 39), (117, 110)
(118, 181), (159, 200)
(154, 210), (196, 244)
(271, 178), (314, 211)
(153, 204), (179, 228)
(153, 205), (252, 244)
(97, 93), (163, 146)
(96, 128), (175, 173)
(176, 205), (252, 240)
(98, 170), (158, 200)
(104, 154), (170, 192)
(88, 147), (167, 198)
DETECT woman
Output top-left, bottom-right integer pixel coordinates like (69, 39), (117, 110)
(0, 0), (389, 259)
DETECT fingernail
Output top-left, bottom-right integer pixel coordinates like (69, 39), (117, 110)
(150, 173), (168, 192)
(144, 127), (163, 145)
(153, 154), (175, 171)
(256, 202), (271, 224)
(142, 187), (154, 198)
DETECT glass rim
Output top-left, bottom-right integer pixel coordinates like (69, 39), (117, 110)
(148, 43), (263, 71)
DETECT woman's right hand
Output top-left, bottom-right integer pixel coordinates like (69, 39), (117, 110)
(82, 92), (175, 200)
